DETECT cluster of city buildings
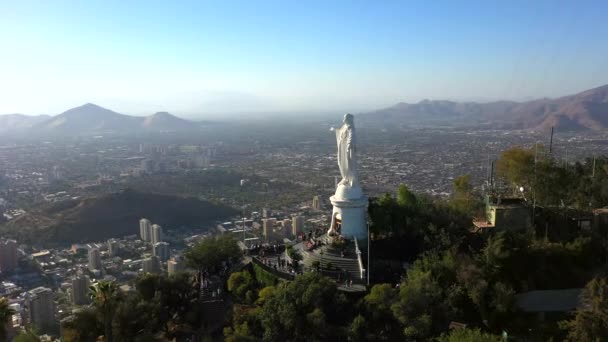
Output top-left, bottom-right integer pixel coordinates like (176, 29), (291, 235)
(0, 216), (193, 339)
(0, 196), (328, 339)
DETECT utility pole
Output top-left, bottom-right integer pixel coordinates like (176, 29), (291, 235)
(490, 160), (495, 193)
(239, 182), (246, 247)
(533, 142), (538, 225)
(367, 221), (370, 286)
(592, 156), (597, 178)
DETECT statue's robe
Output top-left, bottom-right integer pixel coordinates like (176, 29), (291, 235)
(336, 123), (358, 187)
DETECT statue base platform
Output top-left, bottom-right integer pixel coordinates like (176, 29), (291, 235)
(329, 184), (368, 245)
(294, 234), (367, 291)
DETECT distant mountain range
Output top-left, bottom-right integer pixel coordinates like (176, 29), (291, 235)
(2, 85), (607, 134)
(359, 84), (608, 131)
(0, 114), (51, 132)
(0, 103), (211, 134)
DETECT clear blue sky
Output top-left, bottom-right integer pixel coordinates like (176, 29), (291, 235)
(1, 0), (607, 117)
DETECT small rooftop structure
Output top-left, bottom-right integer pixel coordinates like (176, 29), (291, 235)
(515, 288), (583, 313)
(473, 195), (531, 233)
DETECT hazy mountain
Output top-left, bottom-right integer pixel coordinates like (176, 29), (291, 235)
(0, 114), (51, 132)
(360, 84), (608, 131)
(141, 111), (194, 131)
(35, 103), (140, 132)
(29, 103), (206, 134)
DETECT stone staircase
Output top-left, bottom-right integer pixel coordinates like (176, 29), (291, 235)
(298, 236), (364, 283)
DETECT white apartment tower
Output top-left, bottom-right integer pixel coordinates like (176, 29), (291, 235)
(151, 224), (163, 244)
(88, 248), (102, 271)
(139, 218), (152, 242)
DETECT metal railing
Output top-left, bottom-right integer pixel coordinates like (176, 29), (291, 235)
(353, 238), (366, 280)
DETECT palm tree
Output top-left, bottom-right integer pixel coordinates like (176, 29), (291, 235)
(0, 297), (16, 341)
(89, 281), (120, 342)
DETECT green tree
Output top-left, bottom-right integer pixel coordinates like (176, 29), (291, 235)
(478, 232), (510, 276)
(437, 328), (499, 342)
(61, 307), (101, 341)
(228, 271), (256, 304)
(561, 277), (608, 341)
(112, 295), (160, 342)
(89, 281), (121, 342)
(256, 286), (276, 306)
(13, 328), (41, 342)
(136, 273), (161, 301)
(391, 251), (470, 340)
(158, 272), (200, 334)
(224, 321), (258, 342)
(496, 146), (535, 191)
(451, 175), (480, 216)
(364, 284), (400, 339)
(392, 267), (443, 339)
(185, 234), (241, 273)
(397, 184), (417, 208)
(259, 273), (346, 341)
(0, 297), (16, 341)
(348, 315), (367, 342)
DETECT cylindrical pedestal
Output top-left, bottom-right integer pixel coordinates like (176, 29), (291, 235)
(330, 194), (368, 244)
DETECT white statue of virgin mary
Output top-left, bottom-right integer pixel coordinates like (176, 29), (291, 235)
(335, 113), (359, 188)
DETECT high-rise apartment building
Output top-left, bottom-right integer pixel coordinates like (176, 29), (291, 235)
(142, 256), (160, 274)
(151, 224), (163, 244)
(27, 287), (55, 333)
(167, 258), (183, 275)
(153, 242), (170, 262)
(292, 215), (305, 236)
(88, 248), (102, 271)
(139, 218), (152, 242)
(107, 239), (119, 257)
(70, 275), (90, 305)
(0, 239), (18, 272)
(263, 218), (277, 239)
(312, 196), (322, 211)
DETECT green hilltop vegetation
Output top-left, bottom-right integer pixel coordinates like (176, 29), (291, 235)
(0, 189), (237, 246)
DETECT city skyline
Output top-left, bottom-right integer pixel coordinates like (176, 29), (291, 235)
(1, 1), (607, 116)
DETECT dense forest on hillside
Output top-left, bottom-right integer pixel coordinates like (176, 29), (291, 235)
(0, 189), (237, 246)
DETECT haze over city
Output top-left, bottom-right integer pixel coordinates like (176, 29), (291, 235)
(1, 0), (608, 117)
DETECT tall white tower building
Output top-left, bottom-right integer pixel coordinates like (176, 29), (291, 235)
(88, 248), (102, 271)
(151, 224), (163, 244)
(139, 218), (152, 242)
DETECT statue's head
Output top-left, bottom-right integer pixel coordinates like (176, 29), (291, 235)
(343, 113), (354, 126)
